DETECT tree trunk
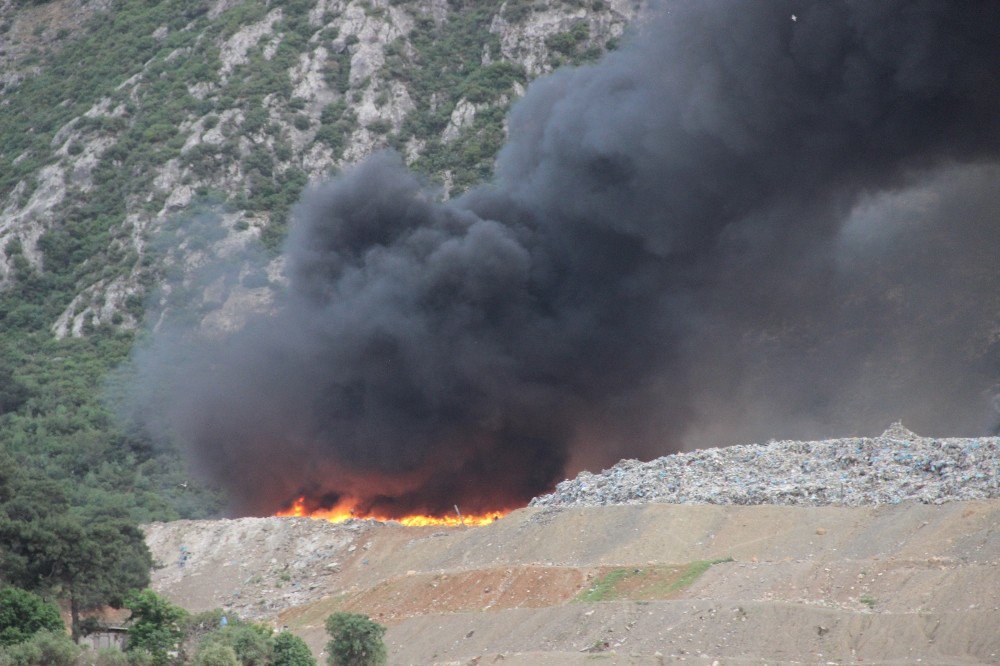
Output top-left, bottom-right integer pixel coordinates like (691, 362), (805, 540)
(69, 590), (80, 642)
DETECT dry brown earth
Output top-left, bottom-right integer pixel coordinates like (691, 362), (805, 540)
(144, 500), (1000, 665)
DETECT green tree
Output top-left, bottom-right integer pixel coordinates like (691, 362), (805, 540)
(273, 631), (316, 666)
(0, 361), (29, 416)
(0, 448), (15, 506)
(0, 464), (152, 638)
(200, 624), (273, 666)
(324, 613), (386, 666)
(67, 517), (153, 637)
(0, 513), (151, 637)
(0, 587), (63, 646)
(228, 624), (272, 666)
(123, 590), (187, 665)
(192, 642), (239, 666)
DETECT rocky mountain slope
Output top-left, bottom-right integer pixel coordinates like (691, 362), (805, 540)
(0, 0), (637, 337)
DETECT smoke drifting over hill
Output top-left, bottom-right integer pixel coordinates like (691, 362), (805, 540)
(132, 0), (1000, 517)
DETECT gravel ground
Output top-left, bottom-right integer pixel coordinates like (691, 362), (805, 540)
(531, 424), (999, 508)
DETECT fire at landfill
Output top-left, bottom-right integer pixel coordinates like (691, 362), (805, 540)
(129, 1), (1000, 521)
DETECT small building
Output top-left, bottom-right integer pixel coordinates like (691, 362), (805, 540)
(79, 626), (129, 651)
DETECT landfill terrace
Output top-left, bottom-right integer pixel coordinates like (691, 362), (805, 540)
(143, 426), (999, 663)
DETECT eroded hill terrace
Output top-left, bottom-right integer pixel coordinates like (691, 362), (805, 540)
(145, 498), (1000, 664)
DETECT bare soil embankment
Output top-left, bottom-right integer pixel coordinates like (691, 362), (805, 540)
(145, 499), (1000, 665)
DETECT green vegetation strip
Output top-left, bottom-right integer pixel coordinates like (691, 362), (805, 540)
(575, 557), (734, 602)
(576, 568), (635, 602)
(669, 557), (734, 593)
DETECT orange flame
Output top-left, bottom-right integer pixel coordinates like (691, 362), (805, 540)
(275, 496), (505, 527)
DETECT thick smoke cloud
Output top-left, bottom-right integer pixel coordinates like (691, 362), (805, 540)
(133, 0), (1000, 517)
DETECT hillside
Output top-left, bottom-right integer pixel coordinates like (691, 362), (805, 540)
(0, 0), (636, 522)
(144, 499), (1000, 664)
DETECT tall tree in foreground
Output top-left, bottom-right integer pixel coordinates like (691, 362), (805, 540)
(124, 589), (188, 665)
(0, 447), (152, 638)
(273, 631), (316, 666)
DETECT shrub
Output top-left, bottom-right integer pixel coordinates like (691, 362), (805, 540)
(192, 643), (238, 666)
(324, 613), (386, 666)
(243, 108), (270, 135)
(274, 143), (293, 161)
(124, 649), (155, 666)
(0, 587), (64, 646)
(77, 648), (130, 665)
(229, 625), (272, 666)
(100, 649), (131, 665)
(0, 629), (80, 666)
(366, 119), (391, 134)
(545, 22), (590, 56)
(460, 61), (524, 103)
(199, 624), (273, 666)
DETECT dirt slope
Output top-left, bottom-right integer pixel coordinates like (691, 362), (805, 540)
(144, 500), (999, 664)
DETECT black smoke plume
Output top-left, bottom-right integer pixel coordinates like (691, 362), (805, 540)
(132, 0), (1000, 517)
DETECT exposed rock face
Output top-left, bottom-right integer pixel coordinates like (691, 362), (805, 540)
(0, 0), (638, 337)
(218, 9), (284, 77)
(442, 98), (476, 142)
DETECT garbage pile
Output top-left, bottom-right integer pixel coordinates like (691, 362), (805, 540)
(530, 424), (998, 508)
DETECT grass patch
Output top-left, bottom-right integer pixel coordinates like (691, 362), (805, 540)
(576, 568), (634, 602)
(668, 557), (734, 594)
(575, 558), (734, 603)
